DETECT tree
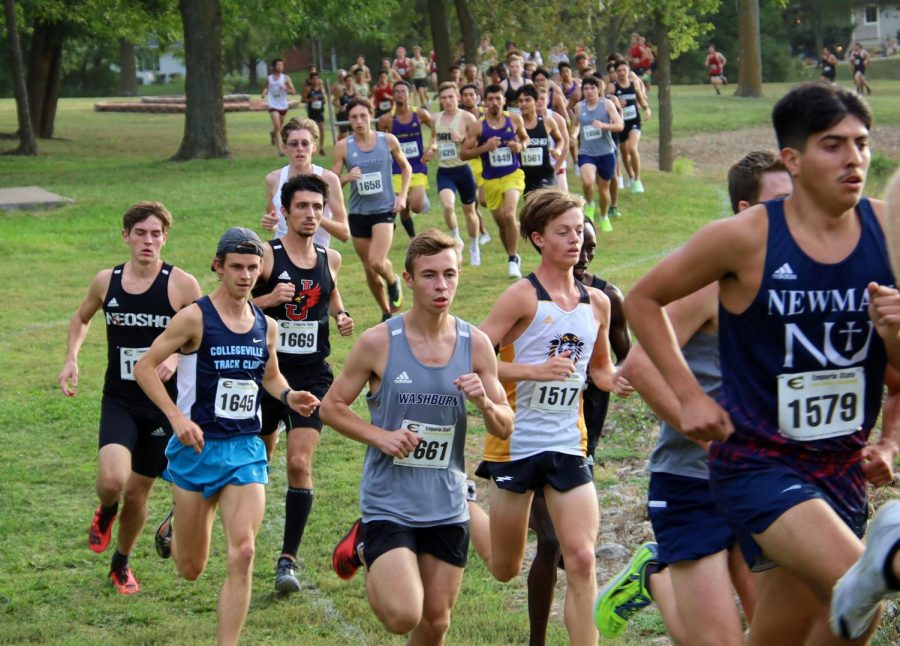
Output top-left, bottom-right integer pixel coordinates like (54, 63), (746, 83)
(119, 38), (137, 96)
(26, 16), (65, 139)
(173, 0), (229, 160)
(735, 0), (763, 96)
(453, 0), (479, 63)
(428, 0), (452, 82)
(4, 0), (36, 154)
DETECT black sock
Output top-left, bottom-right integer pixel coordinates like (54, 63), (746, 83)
(884, 539), (900, 590)
(508, 255), (518, 263)
(401, 216), (416, 237)
(98, 502), (119, 532)
(110, 549), (129, 573)
(281, 488), (314, 559)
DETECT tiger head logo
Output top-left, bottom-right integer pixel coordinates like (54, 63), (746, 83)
(548, 332), (584, 363)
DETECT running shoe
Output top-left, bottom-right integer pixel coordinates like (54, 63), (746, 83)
(583, 203), (596, 222)
(381, 312), (392, 322)
(594, 541), (658, 638)
(831, 501), (900, 640)
(598, 216), (613, 233)
(508, 255), (522, 279)
(466, 479), (477, 502)
(624, 176), (633, 189)
(609, 206), (620, 218)
(479, 232), (492, 246)
(421, 195), (431, 214)
(89, 506), (116, 554)
(631, 179), (645, 194)
(109, 567), (140, 595)
(155, 507), (174, 559)
(469, 239), (481, 267)
(617, 175), (624, 189)
(275, 556), (301, 594)
(333, 518), (363, 580)
(387, 278), (402, 313)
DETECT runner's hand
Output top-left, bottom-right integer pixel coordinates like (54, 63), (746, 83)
(157, 354), (178, 383)
(454, 372), (487, 409)
(532, 350), (575, 381)
(261, 211), (279, 231)
(269, 282), (296, 305)
(868, 282), (900, 340)
(336, 312), (354, 336)
(288, 390), (320, 417)
(172, 415), (205, 453)
(59, 360), (78, 396)
(679, 392), (733, 443)
(376, 428), (421, 458)
(347, 166), (362, 182)
(394, 194), (407, 212)
(861, 439), (897, 486)
(612, 369), (633, 398)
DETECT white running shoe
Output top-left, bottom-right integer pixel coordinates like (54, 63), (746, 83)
(617, 174), (624, 189)
(632, 179), (645, 194)
(479, 232), (491, 246)
(507, 255), (522, 279)
(624, 176), (633, 189)
(421, 195), (431, 214)
(469, 239), (481, 266)
(831, 501), (900, 640)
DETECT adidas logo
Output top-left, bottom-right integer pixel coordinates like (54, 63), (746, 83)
(150, 427), (166, 437)
(542, 315), (553, 324)
(277, 271), (291, 280)
(108, 298), (119, 307)
(772, 263), (797, 280)
(393, 371), (412, 384)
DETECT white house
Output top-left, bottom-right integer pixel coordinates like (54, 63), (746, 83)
(851, 4), (900, 54)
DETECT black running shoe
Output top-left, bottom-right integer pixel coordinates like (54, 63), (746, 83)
(386, 279), (402, 313)
(275, 556), (301, 594)
(155, 507), (174, 559)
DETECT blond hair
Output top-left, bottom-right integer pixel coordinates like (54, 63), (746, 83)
(404, 228), (460, 274)
(519, 188), (585, 253)
(281, 117), (320, 143)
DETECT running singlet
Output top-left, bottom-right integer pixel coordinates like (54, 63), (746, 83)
(504, 79), (527, 113)
(613, 80), (641, 124)
(578, 100), (615, 156)
(103, 263), (177, 401)
(177, 297), (269, 440)
(522, 116), (554, 182)
(821, 58), (836, 80)
(394, 58), (411, 80)
(307, 88), (325, 119)
(852, 52), (866, 74)
(346, 132), (396, 214)
(272, 164), (334, 247)
(435, 110), (467, 168)
(391, 111), (428, 175)
(411, 57), (428, 80)
(255, 241), (333, 366)
(713, 198), (893, 464)
(480, 115), (521, 180)
(484, 274), (598, 461)
(373, 85), (393, 114)
(362, 315), (472, 526)
(707, 54), (723, 77)
(267, 74), (289, 111)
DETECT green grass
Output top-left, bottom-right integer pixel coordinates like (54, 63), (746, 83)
(0, 82), (898, 644)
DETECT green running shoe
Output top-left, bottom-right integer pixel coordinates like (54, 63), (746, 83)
(583, 203), (596, 222)
(609, 206), (620, 218)
(594, 541), (658, 638)
(598, 216), (613, 233)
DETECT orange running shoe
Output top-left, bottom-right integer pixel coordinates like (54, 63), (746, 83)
(109, 568), (140, 595)
(332, 518), (363, 580)
(88, 506), (116, 554)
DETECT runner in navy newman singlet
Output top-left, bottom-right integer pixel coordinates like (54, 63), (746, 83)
(135, 227), (319, 645)
(625, 83), (900, 643)
(60, 202), (201, 595)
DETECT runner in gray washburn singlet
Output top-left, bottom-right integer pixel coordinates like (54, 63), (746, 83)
(346, 132), (396, 215)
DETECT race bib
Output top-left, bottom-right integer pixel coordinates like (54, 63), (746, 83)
(119, 347), (148, 381)
(393, 419), (455, 469)
(489, 146), (514, 167)
(214, 378), (259, 420)
(529, 377), (584, 412)
(521, 147), (544, 166)
(356, 172), (383, 195)
(582, 125), (601, 140)
(276, 320), (318, 355)
(311, 100), (323, 110)
(623, 105), (637, 120)
(777, 368), (864, 441)
(379, 100), (392, 111)
(400, 141), (420, 159)
(439, 142), (458, 161)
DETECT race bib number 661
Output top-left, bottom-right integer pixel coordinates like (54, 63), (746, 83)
(393, 419), (455, 469)
(777, 368), (864, 441)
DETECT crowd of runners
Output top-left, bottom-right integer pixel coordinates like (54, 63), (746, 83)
(55, 31), (900, 646)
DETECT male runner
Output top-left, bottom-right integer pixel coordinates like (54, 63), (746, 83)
(705, 45), (727, 95)
(410, 46), (430, 108)
(349, 54), (372, 85)
(536, 87), (571, 193)
(136, 227), (318, 645)
(461, 83), (529, 278)
(575, 75), (623, 232)
(596, 150), (792, 643)
(59, 202), (201, 594)
(322, 230), (514, 643)
(253, 175), (354, 594)
(377, 80), (434, 239)
(333, 98), (410, 322)
(304, 75), (327, 153)
(460, 83), (493, 246)
(526, 216), (631, 645)
(372, 71), (394, 118)
(470, 187), (629, 646)
(613, 59), (651, 194)
(262, 117), (349, 246)
(517, 85), (564, 195)
(820, 47), (838, 84)
(624, 83), (900, 644)
(262, 58), (296, 150)
(392, 46), (412, 83)
(851, 42), (872, 96)
(501, 55), (532, 115)
(432, 81), (482, 264)
(333, 71), (356, 141)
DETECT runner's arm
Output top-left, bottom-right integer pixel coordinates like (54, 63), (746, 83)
(59, 270), (110, 396)
(605, 283), (632, 362)
(320, 170), (350, 242)
(326, 249), (353, 337)
(861, 365), (900, 486)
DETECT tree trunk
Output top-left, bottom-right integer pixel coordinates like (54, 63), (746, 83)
(453, 0), (479, 64)
(26, 19), (64, 139)
(173, 0), (229, 160)
(735, 0), (763, 97)
(247, 56), (258, 87)
(4, 0), (36, 154)
(428, 0), (453, 83)
(119, 38), (137, 96)
(654, 11), (673, 172)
